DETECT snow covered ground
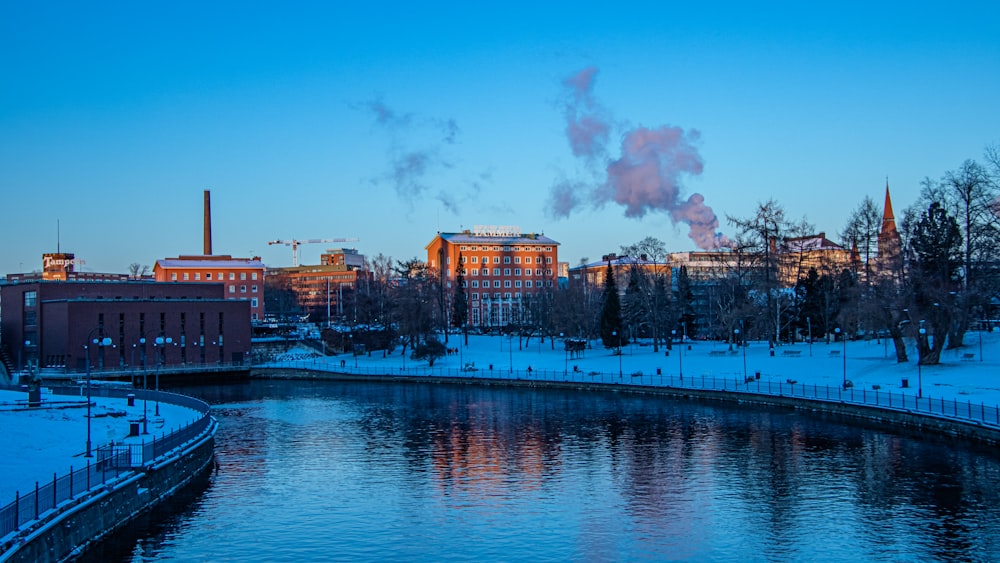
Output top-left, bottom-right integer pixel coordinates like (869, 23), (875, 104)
(4, 329), (998, 514)
(268, 330), (1000, 405)
(0, 388), (200, 503)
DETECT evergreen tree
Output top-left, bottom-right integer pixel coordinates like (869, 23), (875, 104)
(623, 265), (646, 339)
(910, 202), (963, 364)
(451, 253), (469, 345)
(676, 265), (695, 329)
(599, 261), (626, 350)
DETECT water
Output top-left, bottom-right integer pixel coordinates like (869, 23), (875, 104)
(84, 379), (1000, 562)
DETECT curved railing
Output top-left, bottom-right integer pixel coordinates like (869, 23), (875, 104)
(0, 387), (214, 547)
(258, 359), (1000, 429)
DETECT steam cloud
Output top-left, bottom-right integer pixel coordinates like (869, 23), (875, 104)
(551, 66), (729, 249)
(361, 98), (471, 211)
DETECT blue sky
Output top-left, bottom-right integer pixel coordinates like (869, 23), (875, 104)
(2, 2), (998, 275)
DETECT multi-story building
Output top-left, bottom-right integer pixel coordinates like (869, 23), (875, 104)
(153, 255), (265, 321)
(776, 232), (854, 286)
(426, 227), (560, 328)
(265, 248), (370, 324)
(5, 252), (131, 283)
(0, 280), (251, 375)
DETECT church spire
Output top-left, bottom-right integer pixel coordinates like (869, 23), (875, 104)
(881, 178), (897, 238)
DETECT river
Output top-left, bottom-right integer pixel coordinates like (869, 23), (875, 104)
(83, 378), (1000, 562)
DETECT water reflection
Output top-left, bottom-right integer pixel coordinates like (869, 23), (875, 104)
(87, 379), (1000, 562)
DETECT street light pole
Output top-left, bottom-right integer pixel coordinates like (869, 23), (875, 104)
(834, 327), (846, 389)
(84, 329), (112, 457)
(918, 322), (926, 399)
(154, 335), (172, 416)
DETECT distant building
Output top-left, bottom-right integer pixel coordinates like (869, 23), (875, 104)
(153, 255), (265, 321)
(5, 252), (130, 283)
(875, 182), (903, 281)
(426, 227), (560, 328)
(0, 280), (251, 374)
(265, 248), (370, 324)
(776, 232), (854, 286)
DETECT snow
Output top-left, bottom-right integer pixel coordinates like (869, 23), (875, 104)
(268, 330), (1000, 407)
(5, 329), (998, 513)
(0, 387), (201, 503)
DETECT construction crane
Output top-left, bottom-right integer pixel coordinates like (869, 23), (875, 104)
(268, 238), (359, 267)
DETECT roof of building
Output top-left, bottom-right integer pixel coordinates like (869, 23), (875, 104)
(570, 254), (664, 271)
(155, 255), (264, 269)
(431, 231), (559, 247)
(779, 232), (845, 253)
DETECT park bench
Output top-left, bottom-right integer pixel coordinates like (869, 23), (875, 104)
(829, 350), (841, 357)
(782, 350), (802, 357)
(962, 353), (975, 361)
(709, 350), (729, 357)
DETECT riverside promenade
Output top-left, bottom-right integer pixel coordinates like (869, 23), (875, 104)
(257, 332), (1000, 445)
(0, 386), (217, 562)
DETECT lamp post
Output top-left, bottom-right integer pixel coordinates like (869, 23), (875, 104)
(84, 329), (112, 457)
(734, 327), (746, 381)
(153, 335), (172, 416)
(835, 327), (846, 389)
(918, 322), (926, 399)
(807, 317), (812, 357)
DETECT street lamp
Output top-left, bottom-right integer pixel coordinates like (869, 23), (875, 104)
(918, 322), (926, 399)
(561, 333), (567, 376)
(84, 329), (112, 457)
(153, 335), (172, 416)
(734, 327), (746, 381)
(612, 330), (622, 379)
(835, 327), (847, 389)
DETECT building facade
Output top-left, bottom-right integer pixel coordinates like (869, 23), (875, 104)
(426, 228), (560, 328)
(0, 280), (252, 375)
(265, 248), (370, 324)
(153, 255), (265, 321)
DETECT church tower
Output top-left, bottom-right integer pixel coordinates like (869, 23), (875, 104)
(876, 180), (903, 280)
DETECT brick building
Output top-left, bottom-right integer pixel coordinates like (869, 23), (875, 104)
(153, 255), (265, 321)
(0, 280), (251, 375)
(265, 248), (371, 324)
(426, 228), (559, 328)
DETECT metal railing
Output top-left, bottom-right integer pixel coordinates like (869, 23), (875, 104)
(0, 387), (214, 544)
(260, 359), (1000, 429)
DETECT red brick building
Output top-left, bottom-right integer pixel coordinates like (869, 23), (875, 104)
(265, 248), (371, 324)
(0, 280), (251, 374)
(153, 255), (265, 321)
(426, 228), (559, 328)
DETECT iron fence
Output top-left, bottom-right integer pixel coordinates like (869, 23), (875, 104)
(261, 359), (1000, 429)
(0, 387), (213, 544)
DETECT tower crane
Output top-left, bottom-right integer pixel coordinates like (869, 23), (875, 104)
(268, 238), (359, 267)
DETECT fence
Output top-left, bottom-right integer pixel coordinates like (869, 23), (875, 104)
(0, 387), (213, 543)
(261, 359), (1000, 429)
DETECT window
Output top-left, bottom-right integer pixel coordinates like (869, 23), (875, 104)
(194, 273), (201, 280)
(493, 280), (501, 288)
(546, 257), (553, 264)
(252, 285), (258, 293)
(525, 257), (533, 264)
(171, 273), (178, 281)
(461, 255), (467, 263)
(206, 273), (213, 280)
(23, 291), (37, 307)
(461, 281), (468, 288)
(514, 268), (521, 276)
(515, 280), (522, 288)
(218, 272), (223, 280)
(503, 268), (511, 276)
(493, 256), (500, 264)
(230, 273), (236, 280)
(504, 280), (511, 288)
(229, 285), (235, 293)
(493, 292), (501, 299)
(251, 298), (259, 308)
(545, 247), (552, 251)
(504, 256), (511, 264)
(493, 268), (500, 276)
(535, 269), (542, 275)
(514, 257), (521, 264)
(472, 280), (479, 288)
(471, 256), (479, 263)
(183, 273), (190, 280)
(472, 292), (479, 300)
(241, 272), (247, 280)
(252, 272), (258, 280)
(240, 285), (247, 293)
(546, 269), (553, 275)
(460, 245), (467, 251)
(480, 268), (488, 276)
(470, 269), (478, 276)
(526, 280), (533, 288)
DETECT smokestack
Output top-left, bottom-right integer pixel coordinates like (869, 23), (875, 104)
(203, 190), (213, 255)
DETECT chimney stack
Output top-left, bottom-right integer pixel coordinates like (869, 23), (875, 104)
(203, 190), (213, 255)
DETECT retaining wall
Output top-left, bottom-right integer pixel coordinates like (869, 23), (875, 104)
(255, 368), (1000, 447)
(1, 422), (216, 563)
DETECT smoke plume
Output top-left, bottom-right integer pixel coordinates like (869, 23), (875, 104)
(550, 67), (729, 249)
